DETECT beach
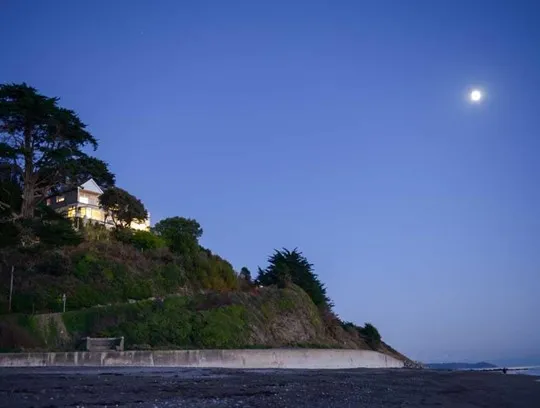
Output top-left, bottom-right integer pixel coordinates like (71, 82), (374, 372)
(0, 367), (539, 407)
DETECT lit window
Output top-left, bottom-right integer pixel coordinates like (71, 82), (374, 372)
(67, 207), (76, 218)
(56, 196), (65, 203)
(80, 208), (97, 219)
(92, 209), (103, 221)
(79, 196), (89, 204)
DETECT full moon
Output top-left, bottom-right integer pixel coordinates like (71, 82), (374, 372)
(470, 89), (483, 102)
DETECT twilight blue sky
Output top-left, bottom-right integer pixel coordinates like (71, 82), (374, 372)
(1, 0), (539, 363)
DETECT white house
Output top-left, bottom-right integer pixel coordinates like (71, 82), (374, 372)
(46, 178), (150, 231)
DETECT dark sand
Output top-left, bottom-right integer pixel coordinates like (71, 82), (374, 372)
(0, 367), (539, 407)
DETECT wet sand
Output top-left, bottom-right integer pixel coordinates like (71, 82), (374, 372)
(0, 367), (539, 407)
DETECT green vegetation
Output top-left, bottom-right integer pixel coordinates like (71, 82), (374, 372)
(256, 248), (331, 308)
(0, 84), (237, 312)
(0, 83), (400, 361)
(1, 239), (237, 313)
(0, 204), (84, 250)
(361, 323), (382, 348)
(239, 267), (252, 283)
(153, 216), (202, 254)
(341, 321), (382, 350)
(114, 229), (166, 251)
(1, 285), (333, 351)
(0, 235), (239, 314)
(99, 187), (148, 228)
(0, 82), (114, 220)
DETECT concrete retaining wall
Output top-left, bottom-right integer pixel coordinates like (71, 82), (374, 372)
(0, 349), (404, 369)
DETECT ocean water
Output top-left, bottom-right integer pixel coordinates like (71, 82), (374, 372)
(507, 368), (540, 377)
(524, 369), (540, 377)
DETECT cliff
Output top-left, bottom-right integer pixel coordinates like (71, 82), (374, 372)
(0, 285), (408, 364)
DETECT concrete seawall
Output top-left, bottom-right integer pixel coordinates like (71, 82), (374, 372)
(0, 349), (404, 369)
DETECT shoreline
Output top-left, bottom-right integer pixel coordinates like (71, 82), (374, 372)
(1, 367), (539, 407)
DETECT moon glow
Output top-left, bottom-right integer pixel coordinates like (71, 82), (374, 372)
(470, 89), (483, 103)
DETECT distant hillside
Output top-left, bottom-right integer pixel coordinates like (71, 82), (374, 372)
(427, 362), (497, 370)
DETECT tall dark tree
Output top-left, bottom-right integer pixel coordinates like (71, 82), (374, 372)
(99, 187), (147, 228)
(0, 83), (114, 219)
(0, 178), (22, 219)
(257, 248), (332, 308)
(0, 204), (82, 249)
(152, 217), (203, 254)
(31, 205), (83, 247)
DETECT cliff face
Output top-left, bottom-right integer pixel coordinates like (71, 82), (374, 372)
(0, 285), (409, 363)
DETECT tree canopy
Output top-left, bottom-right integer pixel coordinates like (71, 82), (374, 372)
(0, 204), (82, 249)
(0, 178), (22, 219)
(256, 248), (332, 308)
(99, 187), (147, 228)
(0, 83), (114, 219)
(359, 323), (382, 349)
(239, 267), (252, 283)
(152, 216), (203, 254)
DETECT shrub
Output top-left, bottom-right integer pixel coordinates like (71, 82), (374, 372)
(122, 278), (153, 300)
(63, 309), (97, 335)
(129, 230), (166, 251)
(32, 210), (83, 247)
(112, 229), (166, 251)
(10, 292), (49, 314)
(147, 298), (193, 346)
(58, 298), (249, 350)
(113, 228), (135, 245)
(155, 264), (185, 293)
(72, 253), (95, 280)
(239, 267), (252, 282)
(360, 322), (381, 349)
(0, 320), (41, 351)
(69, 285), (109, 309)
(0, 221), (20, 248)
(191, 305), (248, 348)
(187, 248), (238, 291)
(0, 211), (82, 249)
(82, 223), (110, 242)
(35, 251), (72, 276)
(340, 321), (357, 331)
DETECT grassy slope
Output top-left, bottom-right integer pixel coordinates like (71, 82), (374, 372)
(0, 285), (405, 360)
(0, 241), (236, 314)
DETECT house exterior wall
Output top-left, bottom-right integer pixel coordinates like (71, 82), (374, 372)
(46, 190), (78, 210)
(45, 181), (150, 231)
(77, 189), (101, 207)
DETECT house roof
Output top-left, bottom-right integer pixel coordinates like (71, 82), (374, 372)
(80, 178), (104, 195)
